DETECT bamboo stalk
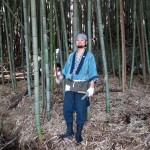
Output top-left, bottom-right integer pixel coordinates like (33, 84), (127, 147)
(95, 0), (110, 113)
(120, 0), (126, 92)
(40, 0), (45, 109)
(30, 0), (42, 138)
(140, 1), (146, 84)
(41, 0), (51, 121)
(23, 0), (31, 96)
(140, 1), (150, 75)
(116, 0), (121, 85)
(108, 0), (115, 76)
(3, 2), (15, 90)
(73, 0), (80, 50)
(49, 0), (54, 94)
(6, 0), (17, 90)
(54, 0), (63, 70)
(129, 0), (136, 89)
(87, 0), (92, 120)
(147, 0), (150, 54)
(136, 14), (144, 78)
(2, 0), (24, 30)
(20, 1), (26, 80)
(87, 0), (92, 51)
(54, 0), (64, 94)
(0, 17), (4, 85)
(60, 0), (69, 58)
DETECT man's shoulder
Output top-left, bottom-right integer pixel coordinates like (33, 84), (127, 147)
(69, 50), (76, 55)
(86, 50), (94, 57)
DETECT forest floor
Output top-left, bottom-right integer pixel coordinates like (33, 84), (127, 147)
(0, 75), (150, 150)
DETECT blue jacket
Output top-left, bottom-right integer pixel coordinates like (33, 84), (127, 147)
(62, 50), (98, 81)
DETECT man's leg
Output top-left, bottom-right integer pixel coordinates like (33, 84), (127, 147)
(60, 91), (75, 139)
(75, 93), (89, 144)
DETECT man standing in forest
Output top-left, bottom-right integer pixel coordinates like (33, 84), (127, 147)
(55, 33), (98, 144)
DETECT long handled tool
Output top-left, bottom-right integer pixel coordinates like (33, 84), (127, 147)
(78, 88), (122, 100)
(78, 91), (90, 100)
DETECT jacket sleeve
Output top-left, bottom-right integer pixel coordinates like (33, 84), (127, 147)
(62, 53), (73, 78)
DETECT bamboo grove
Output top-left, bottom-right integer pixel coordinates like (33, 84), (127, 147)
(0, 0), (150, 138)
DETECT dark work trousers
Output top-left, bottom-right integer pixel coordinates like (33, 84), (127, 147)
(63, 91), (90, 124)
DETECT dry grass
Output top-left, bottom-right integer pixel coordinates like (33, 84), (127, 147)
(0, 75), (150, 150)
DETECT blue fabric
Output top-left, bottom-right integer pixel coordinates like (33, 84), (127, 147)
(62, 50), (98, 81)
(70, 50), (87, 80)
(63, 91), (90, 124)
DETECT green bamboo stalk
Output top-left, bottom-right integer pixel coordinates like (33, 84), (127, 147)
(37, 0), (41, 50)
(104, 0), (111, 72)
(3, 3), (16, 90)
(141, 1), (150, 75)
(20, 1), (25, 79)
(108, 3), (115, 76)
(60, 2), (65, 62)
(66, 0), (72, 50)
(49, 0), (54, 93)
(54, 0), (64, 93)
(136, 14), (144, 78)
(30, 0), (42, 138)
(86, 0), (92, 120)
(140, 2), (146, 85)
(129, 0), (136, 89)
(147, 0), (150, 52)
(78, 0), (82, 32)
(40, 0), (45, 108)
(27, 0), (32, 86)
(41, 0), (51, 121)
(95, 0), (110, 113)
(0, 17), (4, 85)
(2, 0), (24, 30)
(73, 0), (80, 50)
(6, 0), (16, 90)
(60, 0), (69, 58)
(87, 0), (92, 51)
(23, 0), (31, 96)
(110, 0), (116, 35)
(54, 0), (63, 70)
(116, 0), (121, 85)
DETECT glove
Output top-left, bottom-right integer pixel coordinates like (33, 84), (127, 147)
(87, 87), (94, 97)
(55, 76), (61, 84)
(55, 73), (63, 84)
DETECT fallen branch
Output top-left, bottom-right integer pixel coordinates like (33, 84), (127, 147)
(8, 90), (28, 109)
(98, 89), (122, 93)
(0, 136), (18, 150)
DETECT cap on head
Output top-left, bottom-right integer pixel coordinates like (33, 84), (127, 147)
(75, 33), (87, 41)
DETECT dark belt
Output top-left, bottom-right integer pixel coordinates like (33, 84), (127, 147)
(65, 79), (89, 92)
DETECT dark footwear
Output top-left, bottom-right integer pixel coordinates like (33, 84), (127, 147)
(75, 124), (84, 144)
(59, 122), (74, 139)
(76, 134), (83, 144)
(59, 131), (74, 139)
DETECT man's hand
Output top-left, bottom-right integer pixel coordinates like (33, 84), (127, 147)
(87, 87), (94, 96)
(53, 64), (61, 77)
(55, 72), (63, 84)
(55, 76), (61, 84)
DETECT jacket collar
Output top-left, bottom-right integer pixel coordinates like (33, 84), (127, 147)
(70, 49), (87, 75)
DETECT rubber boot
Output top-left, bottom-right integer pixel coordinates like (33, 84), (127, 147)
(59, 122), (74, 139)
(75, 124), (84, 144)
